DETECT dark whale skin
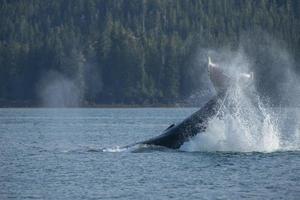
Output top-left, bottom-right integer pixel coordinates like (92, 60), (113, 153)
(138, 94), (224, 149)
(124, 57), (234, 149)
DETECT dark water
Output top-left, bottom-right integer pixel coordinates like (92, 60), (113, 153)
(0, 108), (299, 200)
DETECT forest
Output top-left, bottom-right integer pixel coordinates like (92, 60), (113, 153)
(0, 0), (299, 106)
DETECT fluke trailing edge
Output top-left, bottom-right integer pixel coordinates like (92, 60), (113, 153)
(129, 57), (252, 149)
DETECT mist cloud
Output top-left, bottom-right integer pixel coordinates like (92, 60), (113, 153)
(187, 31), (300, 107)
(38, 71), (82, 107)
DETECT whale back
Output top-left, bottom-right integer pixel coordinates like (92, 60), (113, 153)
(141, 95), (224, 149)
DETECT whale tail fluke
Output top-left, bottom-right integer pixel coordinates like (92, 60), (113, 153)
(208, 56), (217, 67)
(207, 56), (230, 94)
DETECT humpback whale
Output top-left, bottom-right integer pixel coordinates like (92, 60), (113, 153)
(139, 94), (224, 149)
(128, 57), (252, 149)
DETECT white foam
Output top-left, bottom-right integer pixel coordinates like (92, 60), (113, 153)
(102, 146), (129, 153)
(102, 144), (146, 153)
(180, 112), (280, 153)
(181, 53), (285, 153)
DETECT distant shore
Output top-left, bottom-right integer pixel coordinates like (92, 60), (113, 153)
(0, 101), (299, 108)
(0, 100), (194, 108)
(0, 105), (192, 108)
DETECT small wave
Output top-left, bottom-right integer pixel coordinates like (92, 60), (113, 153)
(101, 144), (176, 153)
(101, 146), (129, 153)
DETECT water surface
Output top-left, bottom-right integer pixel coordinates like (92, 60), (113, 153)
(0, 108), (299, 199)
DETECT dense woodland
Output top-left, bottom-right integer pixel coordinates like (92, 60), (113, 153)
(0, 0), (299, 106)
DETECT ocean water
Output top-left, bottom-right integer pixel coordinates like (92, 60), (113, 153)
(0, 108), (299, 200)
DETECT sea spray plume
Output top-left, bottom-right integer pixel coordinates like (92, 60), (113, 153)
(181, 50), (281, 152)
(185, 47), (254, 105)
(278, 106), (300, 151)
(241, 32), (300, 149)
(240, 31), (300, 106)
(38, 71), (82, 107)
(181, 32), (300, 152)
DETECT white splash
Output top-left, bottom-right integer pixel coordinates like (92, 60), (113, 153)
(181, 52), (284, 153)
(180, 107), (281, 153)
(102, 146), (129, 153)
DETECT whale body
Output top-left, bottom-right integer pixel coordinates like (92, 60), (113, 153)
(126, 57), (252, 149)
(139, 94), (224, 149)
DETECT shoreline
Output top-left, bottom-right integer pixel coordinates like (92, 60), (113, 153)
(0, 99), (195, 108)
(0, 102), (194, 108)
(0, 101), (299, 108)
(0, 104), (194, 108)
(0, 104), (299, 108)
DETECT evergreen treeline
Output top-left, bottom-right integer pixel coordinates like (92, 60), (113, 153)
(0, 0), (299, 106)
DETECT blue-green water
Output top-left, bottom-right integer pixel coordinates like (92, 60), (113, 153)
(0, 108), (299, 199)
